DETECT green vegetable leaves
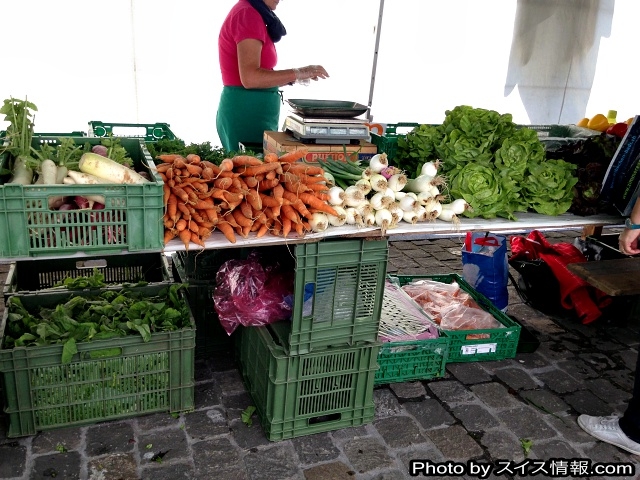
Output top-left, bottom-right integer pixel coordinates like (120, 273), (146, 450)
(522, 159), (578, 216)
(2, 285), (191, 363)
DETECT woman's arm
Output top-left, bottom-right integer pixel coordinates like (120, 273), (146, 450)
(619, 198), (640, 255)
(237, 39), (328, 89)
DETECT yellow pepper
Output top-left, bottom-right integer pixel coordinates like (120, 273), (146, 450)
(587, 113), (610, 132)
(628, 117), (635, 126)
(576, 118), (589, 128)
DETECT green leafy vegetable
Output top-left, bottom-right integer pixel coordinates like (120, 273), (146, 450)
(522, 159), (578, 216)
(242, 406), (257, 426)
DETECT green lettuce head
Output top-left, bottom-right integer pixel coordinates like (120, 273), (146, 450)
(522, 159), (578, 216)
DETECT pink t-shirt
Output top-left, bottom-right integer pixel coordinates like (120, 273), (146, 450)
(219, 0), (278, 87)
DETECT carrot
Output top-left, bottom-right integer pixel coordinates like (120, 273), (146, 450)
(265, 170), (277, 180)
(163, 183), (171, 206)
(164, 228), (177, 244)
(185, 163), (203, 176)
(245, 189), (262, 211)
(258, 193), (280, 209)
(299, 192), (339, 216)
(258, 178), (280, 191)
(282, 181), (310, 194)
(177, 202), (192, 220)
(175, 218), (188, 231)
(282, 216), (292, 238)
(173, 157), (187, 169)
(278, 149), (308, 163)
(294, 220), (304, 237)
(241, 225), (251, 238)
(281, 204), (300, 224)
(232, 208), (253, 228)
(256, 223), (269, 238)
(203, 207), (219, 224)
(272, 183), (284, 203)
(190, 231), (206, 247)
(191, 182), (208, 194)
(281, 163), (325, 176)
(179, 228), (192, 251)
(198, 225), (214, 238)
(189, 220), (201, 234)
(167, 194), (179, 222)
(223, 191), (244, 209)
(298, 174), (327, 184)
(264, 152), (279, 163)
(171, 186), (189, 204)
(157, 154), (182, 164)
(240, 199), (253, 219)
(218, 158), (234, 173)
(202, 167), (215, 180)
(186, 153), (201, 164)
(231, 155), (263, 167)
(238, 162), (280, 177)
(217, 221), (236, 243)
(155, 163), (172, 173)
(213, 177), (233, 190)
(192, 198), (215, 210)
(303, 182), (330, 193)
(244, 176), (259, 188)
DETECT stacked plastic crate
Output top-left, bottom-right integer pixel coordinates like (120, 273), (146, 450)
(0, 253), (196, 437)
(237, 238), (388, 441)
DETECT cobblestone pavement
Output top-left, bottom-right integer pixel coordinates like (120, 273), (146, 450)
(2, 231), (640, 480)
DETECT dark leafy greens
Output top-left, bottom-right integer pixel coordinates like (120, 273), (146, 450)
(3, 284), (191, 363)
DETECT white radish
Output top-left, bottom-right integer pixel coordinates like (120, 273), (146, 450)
(309, 212), (329, 232)
(9, 156), (34, 185)
(368, 153), (389, 173)
(79, 152), (148, 184)
(327, 186), (345, 206)
(327, 206), (347, 226)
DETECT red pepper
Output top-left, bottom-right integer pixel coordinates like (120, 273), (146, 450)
(606, 122), (628, 138)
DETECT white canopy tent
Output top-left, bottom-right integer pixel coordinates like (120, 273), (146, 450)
(1, 0), (637, 146)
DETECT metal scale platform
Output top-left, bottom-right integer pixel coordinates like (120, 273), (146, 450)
(283, 99), (370, 144)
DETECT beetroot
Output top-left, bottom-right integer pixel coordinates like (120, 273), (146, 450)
(91, 145), (109, 157)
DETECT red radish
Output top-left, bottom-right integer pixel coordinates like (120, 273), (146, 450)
(91, 145), (109, 157)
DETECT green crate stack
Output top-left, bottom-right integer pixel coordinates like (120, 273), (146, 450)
(369, 123), (419, 161)
(269, 238), (388, 356)
(170, 250), (241, 358)
(238, 324), (380, 441)
(88, 121), (176, 143)
(374, 282), (449, 385)
(0, 137), (164, 258)
(391, 274), (521, 363)
(0, 284), (195, 437)
(3, 253), (172, 303)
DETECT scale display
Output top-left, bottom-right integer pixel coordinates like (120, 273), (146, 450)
(284, 114), (370, 144)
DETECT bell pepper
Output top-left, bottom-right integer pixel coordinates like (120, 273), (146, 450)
(587, 113), (610, 132)
(576, 117), (589, 128)
(606, 122), (629, 138)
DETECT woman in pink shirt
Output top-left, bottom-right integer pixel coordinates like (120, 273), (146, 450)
(216, 0), (329, 152)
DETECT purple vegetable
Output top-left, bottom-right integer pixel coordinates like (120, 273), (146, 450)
(74, 196), (91, 209)
(380, 167), (395, 180)
(91, 145), (109, 157)
(58, 202), (78, 211)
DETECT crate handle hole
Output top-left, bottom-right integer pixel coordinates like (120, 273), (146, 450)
(308, 413), (341, 425)
(76, 259), (108, 269)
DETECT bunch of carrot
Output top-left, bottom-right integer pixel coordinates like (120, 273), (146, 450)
(156, 149), (340, 250)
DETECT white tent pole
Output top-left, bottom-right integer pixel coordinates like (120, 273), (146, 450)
(367, 0), (385, 122)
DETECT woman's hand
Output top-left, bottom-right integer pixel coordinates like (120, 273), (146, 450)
(619, 227), (640, 255)
(293, 65), (330, 82)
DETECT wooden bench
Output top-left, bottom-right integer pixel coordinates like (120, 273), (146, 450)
(567, 257), (640, 319)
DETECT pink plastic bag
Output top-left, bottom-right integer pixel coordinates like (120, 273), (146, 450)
(213, 250), (294, 335)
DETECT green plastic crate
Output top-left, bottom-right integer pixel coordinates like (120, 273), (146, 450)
(88, 121), (177, 143)
(238, 324), (380, 441)
(268, 238), (388, 356)
(3, 253), (171, 302)
(0, 284), (195, 437)
(369, 123), (419, 161)
(391, 274), (521, 363)
(171, 254), (235, 358)
(171, 249), (241, 284)
(1, 130), (86, 139)
(374, 282), (449, 385)
(0, 137), (164, 258)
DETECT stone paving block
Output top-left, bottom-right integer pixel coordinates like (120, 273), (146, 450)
(137, 427), (190, 464)
(343, 437), (396, 474)
(291, 432), (341, 464)
(0, 443), (26, 478)
(512, 351), (551, 369)
(585, 377), (632, 404)
(373, 388), (404, 419)
(214, 369), (247, 396)
(140, 461), (195, 480)
(499, 406), (558, 441)
(577, 351), (620, 372)
(86, 453), (137, 480)
(446, 362), (492, 385)
(534, 369), (583, 394)
(243, 443), (302, 480)
(330, 425), (369, 441)
(542, 414), (595, 443)
(479, 429), (526, 462)
(368, 470), (409, 480)
(403, 398), (456, 430)
(427, 380), (475, 404)
(373, 415), (428, 448)
(450, 404), (501, 432)
(469, 382), (522, 410)
(31, 426), (82, 454)
(425, 425), (484, 460)
(191, 437), (246, 479)
(562, 389), (613, 416)
(519, 389), (570, 414)
(303, 461), (355, 480)
(529, 438), (581, 461)
(494, 367), (540, 391)
(396, 446), (445, 477)
(607, 369), (635, 391)
(85, 421), (136, 457)
(229, 417), (271, 449)
(388, 382), (427, 401)
(183, 407), (229, 440)
(556, 358), (599, 382)
(135, 412), (182, 432)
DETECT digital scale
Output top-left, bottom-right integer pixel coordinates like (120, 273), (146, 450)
(284, 113), (370, 144)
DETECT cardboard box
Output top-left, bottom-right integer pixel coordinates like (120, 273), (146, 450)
(263, 131), (377, 163)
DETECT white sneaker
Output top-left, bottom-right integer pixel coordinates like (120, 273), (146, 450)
(578, 415), (640, 455)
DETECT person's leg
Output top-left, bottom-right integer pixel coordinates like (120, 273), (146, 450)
(578, 344), (640, 455)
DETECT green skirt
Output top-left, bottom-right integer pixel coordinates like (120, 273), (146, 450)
(216, 86), (281, 153)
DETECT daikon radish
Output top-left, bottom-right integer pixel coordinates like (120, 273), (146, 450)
(79, 152), (148, 184)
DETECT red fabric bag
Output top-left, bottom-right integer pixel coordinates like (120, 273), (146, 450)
(509, 230), (611, 324)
